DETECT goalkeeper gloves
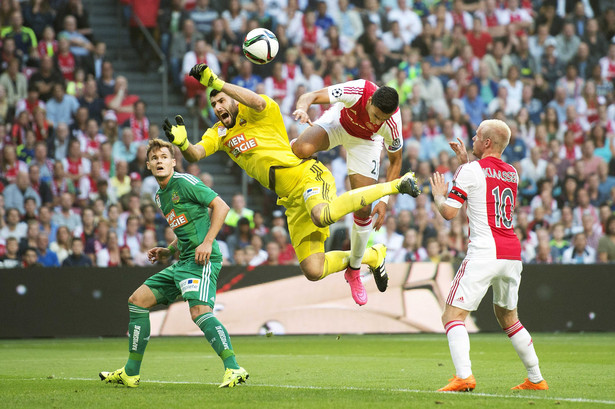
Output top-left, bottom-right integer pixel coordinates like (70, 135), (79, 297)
(162, 115), (189, 151)
(189, 63), (225, 91)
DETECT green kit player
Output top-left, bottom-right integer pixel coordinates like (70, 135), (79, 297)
(100, 139), (248, 388)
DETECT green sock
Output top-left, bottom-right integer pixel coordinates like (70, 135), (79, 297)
(194, 312), (239, 370)
(125, 303), (150, 376)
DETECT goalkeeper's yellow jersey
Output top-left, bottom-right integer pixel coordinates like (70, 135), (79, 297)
(197, 95), (303, 196)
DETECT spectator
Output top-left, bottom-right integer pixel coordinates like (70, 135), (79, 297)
(4, 171), (42, 215)
(49, 224), (71, 265)
(38, 204), (58, 244)
(96, 229), (121, 267)
(62, 236), (93, 266)
(23, 0), (55, 39)
(413, 61), (448, 118)
(169, 19), (203, 87)
(373, 216), (404, 261)
(46, 83), (80, 126)
(190, 0), (218, 35)
(462, 82), (486, 130)
(398, 228), (428, 262)
(56, 0), (93, 40)
(1, 144), (28, 185)
(561, 232), (596, 263)
(83, 41), (108, 80)
(52, 192), (82, 229)
(226, 216), (252, 262)
(548, 222), (569, 262)
(62, 138), (91, 186)
(123, 100), (149, 142)
(97, 61), (115, 98)
(579, 139), (603, 180)
(264, 241), (280, 265)
(77, 79), (104, 124)
(0, 207), (27, 241)
(49, 160), (76, 202)
(109, 160), (131, 203)
(1, 10), (37, 60)
(37, 26), (58, 58)
(18, 219), (40, 255)
(225, 193), (254, 229)
(59, 15), (93, 58)
(555, 21), (581, 65)
(30, 55), (64, 102)
(0, 236), (20, 268)
(112, 127), (138, 163)
(36, 231), (59, 267)
(133, 229), (158, 266)
(230, 59), (261, 93)
(541, 38), (564, 90)
(0, 58), (27, 110)
(22, 247), (41, 268)
(271, 225), (296, 265)
(55, 35), (77, 82)
(597, 214), (615, 262)
(520, 147), (548, 184)
(118, 214), (142, 259)
(104, 76), (139, 125)
(119, 244), (134, 266)
(158, 0), (189, 56)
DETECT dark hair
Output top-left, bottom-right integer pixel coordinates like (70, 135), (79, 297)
(209, 89), (222, 99)
(371, 86), (399, 114)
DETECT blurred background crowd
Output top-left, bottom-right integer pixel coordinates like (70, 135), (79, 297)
(2, 0), (615, 269)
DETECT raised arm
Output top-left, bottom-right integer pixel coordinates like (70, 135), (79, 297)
(189, 63), (266, 112)
(430, 171), (460, 221)
(162, 115), (207, 163)
(293, 88), (331, 124)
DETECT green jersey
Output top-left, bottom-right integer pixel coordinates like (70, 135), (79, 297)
(155, 172), (222, 263)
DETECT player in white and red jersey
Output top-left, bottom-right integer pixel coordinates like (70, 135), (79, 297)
(430, 119), (548, 392)
(292, 79), (417, 306)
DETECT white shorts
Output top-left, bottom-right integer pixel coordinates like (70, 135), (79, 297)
(314, 104), (383, 180)
(446, 258), (523, 311)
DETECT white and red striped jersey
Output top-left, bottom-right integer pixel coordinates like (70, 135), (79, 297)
(445, 156), (521, 260)
(326, 79), (403, 153)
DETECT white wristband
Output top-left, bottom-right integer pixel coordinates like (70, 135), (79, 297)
(380, 195), (390, 205)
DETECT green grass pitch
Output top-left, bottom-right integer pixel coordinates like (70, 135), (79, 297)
(1, 333), (614, 408)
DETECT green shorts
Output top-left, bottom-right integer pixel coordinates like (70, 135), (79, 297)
(143, 259), (221, 308)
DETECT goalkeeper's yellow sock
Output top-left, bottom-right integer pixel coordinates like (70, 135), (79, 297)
(319, 181), (397, 225)
(319, 247), (380, 280)
(321, 251), (350, 279)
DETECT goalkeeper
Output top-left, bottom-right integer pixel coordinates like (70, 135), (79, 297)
(162, 64), (421, 306)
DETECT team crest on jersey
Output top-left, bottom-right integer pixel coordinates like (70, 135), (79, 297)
(155, 194), (161, 208)
(172, 191), (180, 204)
(224, 133), (258, 157)
(303, 186), (320, 201)
(332, 87), (343, 98)
(239, 118), (247, 126)
(218, 126), (227, 137)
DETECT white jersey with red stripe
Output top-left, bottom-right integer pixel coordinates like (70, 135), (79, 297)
(326, 79), (402, 153)
(446, 156), (521, 260)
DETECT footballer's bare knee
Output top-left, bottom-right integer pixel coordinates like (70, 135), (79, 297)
(300, 255), (324, 281)
(128, 285), (157, 308)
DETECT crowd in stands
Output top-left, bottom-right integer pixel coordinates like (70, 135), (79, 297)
(2, 0), (615, 269)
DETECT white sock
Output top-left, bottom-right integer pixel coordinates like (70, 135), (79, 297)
(505, 320), (543, 383)
(349, 216), (372, 269)
(445, 320), (472, 379)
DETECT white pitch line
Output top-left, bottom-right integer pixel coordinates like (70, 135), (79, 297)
(7, 377), (615, 405)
